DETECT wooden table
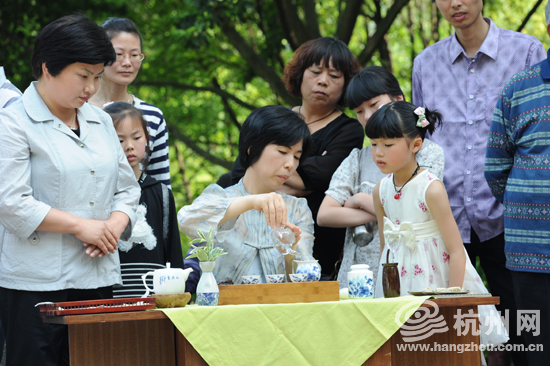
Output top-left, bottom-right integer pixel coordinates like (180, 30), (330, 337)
(44, 296), (499, 366)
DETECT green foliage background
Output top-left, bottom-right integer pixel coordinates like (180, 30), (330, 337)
(1, 0), (548, 253)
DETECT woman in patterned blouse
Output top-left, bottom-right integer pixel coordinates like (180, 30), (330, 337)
(317, 66), (445, 289)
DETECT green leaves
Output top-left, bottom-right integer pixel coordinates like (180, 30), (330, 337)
(4, 1), (548, 246)
(197, 251), (209, 262)
(187, 226), (228, 262)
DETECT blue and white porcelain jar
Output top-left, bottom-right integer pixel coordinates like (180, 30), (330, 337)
(348, 264), (374, 298)
(196, 261), (219, 306)
(295, 260), (321, 282)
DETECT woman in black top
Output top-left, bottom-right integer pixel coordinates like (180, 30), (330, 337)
(231, 38), (363, 279)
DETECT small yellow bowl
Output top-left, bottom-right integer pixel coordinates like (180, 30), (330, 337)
(154, 292), (192, 308)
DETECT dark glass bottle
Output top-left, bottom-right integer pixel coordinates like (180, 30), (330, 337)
(382, 263), (400, 298)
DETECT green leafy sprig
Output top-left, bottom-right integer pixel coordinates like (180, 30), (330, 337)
(186, 227), (227, 262)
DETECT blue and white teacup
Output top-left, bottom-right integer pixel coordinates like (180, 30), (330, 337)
(242, 275), (261, 284)
(266, 274), (285, 284)
(288, 273), (308, 283)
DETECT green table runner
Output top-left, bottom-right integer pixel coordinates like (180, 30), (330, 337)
(162, 296), (430, 366)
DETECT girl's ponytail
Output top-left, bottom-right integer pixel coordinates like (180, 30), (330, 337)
(414, 106), (442, 139)
(365, 101), (443, 141)
(424, 107), (442, 136)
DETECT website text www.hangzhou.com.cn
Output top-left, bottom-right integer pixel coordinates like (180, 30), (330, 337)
(396, 342), (543, 353)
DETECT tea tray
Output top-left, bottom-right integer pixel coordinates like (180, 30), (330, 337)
(218, 281), (339, 305)
(38, 297), (156, 316)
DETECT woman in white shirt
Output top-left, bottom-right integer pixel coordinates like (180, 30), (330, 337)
(0, 15), (140, 366)
(178, 106), (315, 284)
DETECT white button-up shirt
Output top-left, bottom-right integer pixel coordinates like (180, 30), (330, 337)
(0, 82), (140, 291)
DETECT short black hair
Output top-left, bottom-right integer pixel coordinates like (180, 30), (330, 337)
(346, 66), (404, 110)
(283, 37), (361, 107)
(238, 105), (312, 169)
(32, 14), (116, 79)
(101, 17), (143, 48)
(365, 101), (441, 141)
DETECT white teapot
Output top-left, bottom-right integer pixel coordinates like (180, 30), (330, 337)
(294, 259), (321, 282)
(141, 263), (193, 297)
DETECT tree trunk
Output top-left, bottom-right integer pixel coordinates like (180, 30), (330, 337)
(174, 142), (193, 203)
(404, 4), (416, 71)
(358, 0), (411, 65)
(168, 125), (234, 170)
(274, 0), (314, 47)
(303, 0), (321, 39)
(133, 80), (257, 111)
(431, 1), (440, 44)
(517, 0), (544, 32)
(336, 0), (363, 44)
(212, 77), (241, 130)
(218, 16), (300, 106)
(378, 36), (393, 73)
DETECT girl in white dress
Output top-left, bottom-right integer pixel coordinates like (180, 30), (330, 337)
(318, 66), (444, 289)
(368, 101), (508, 347)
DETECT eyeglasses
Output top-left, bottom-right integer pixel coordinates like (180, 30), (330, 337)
(115, 53), (145, 62)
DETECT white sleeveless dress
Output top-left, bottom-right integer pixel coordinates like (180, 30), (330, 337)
(375, 170), (508, 346)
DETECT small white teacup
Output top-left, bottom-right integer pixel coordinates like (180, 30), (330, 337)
(266, 274), (285, 284)
(288, 273), (308, 283)
(242, 275), (261, 284)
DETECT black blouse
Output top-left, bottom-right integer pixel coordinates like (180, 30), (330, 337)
(297, 114), (364, 278)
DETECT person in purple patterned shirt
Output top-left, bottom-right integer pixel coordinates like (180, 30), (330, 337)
(412, 1), (546, 365)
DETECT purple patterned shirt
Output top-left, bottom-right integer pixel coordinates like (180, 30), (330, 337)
(412, 18), (546, 243)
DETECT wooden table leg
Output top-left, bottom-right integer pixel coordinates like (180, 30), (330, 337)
(175, 331), (209, 366)
(68, 318), (176, 366)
